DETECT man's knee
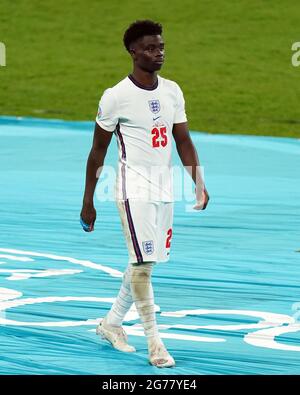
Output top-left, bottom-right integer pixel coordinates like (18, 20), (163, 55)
(122, 265), (132, 286)
(130, 261), (155, 282)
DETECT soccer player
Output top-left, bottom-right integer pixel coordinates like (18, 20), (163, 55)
(80, 20), (209, 368)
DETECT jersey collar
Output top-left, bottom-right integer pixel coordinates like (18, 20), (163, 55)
(128, 74), (159, 91)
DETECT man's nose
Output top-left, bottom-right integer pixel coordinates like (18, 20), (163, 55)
(155, 48), (164, 57)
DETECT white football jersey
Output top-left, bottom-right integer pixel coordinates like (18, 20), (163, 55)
(95, 75), (187, 202)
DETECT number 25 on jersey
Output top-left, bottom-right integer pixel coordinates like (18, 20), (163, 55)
(152, 126), (168, 148)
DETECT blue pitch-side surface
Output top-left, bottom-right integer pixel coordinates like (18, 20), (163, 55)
(0, 116), (300, 375)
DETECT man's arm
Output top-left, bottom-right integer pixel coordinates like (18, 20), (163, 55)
(80, 122), (113, 230)
(172, 122), (209, 210)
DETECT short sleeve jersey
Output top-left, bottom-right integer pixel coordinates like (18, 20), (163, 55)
(96, 75), (187, 202)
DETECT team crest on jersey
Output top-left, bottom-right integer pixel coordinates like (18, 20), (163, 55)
(142, 240), (154, 255)
(148, 100), (160, 114)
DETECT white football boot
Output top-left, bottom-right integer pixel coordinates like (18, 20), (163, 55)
(148, 341), (175, 368)
(96, 317), (136, 353)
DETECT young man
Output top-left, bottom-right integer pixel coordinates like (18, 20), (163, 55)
(80, 20), (209, 368)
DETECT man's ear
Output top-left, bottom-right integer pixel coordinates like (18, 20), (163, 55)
(129, 46), (137, 60)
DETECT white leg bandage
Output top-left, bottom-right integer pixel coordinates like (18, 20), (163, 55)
(130, 262), (160, 342)
(106, 264), (133, 327)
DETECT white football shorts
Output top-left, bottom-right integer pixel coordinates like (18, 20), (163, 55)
(117, 199), (174, 265)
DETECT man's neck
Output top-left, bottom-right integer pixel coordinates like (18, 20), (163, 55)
(131, 68), (158, 88)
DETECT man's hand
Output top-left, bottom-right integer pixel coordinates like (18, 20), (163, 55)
(80, 123), (113, 232)
(172, 122), (209, 212)
(193, 186), (210, 211)
(80, 204), (96, 232)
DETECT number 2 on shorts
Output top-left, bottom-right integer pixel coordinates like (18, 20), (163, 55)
(166, 228), (173, 248)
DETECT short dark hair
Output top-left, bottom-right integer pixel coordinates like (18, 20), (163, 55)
(123, 20), (163, 52)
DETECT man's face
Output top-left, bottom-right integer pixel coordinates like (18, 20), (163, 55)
(130, 35), (165, 72)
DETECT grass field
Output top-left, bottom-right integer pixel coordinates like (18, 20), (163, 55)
(0, 0), (299, 137)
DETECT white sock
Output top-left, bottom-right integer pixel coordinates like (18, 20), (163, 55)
(106, 264), (133, 327)
(130, 262), (163, 347)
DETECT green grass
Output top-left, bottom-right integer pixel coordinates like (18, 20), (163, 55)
(0, 0), (299, 137)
